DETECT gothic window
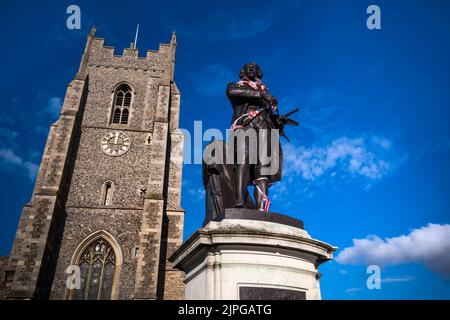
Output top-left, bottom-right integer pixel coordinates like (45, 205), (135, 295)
(101, 180), (115, 206)
(72, 238), (116, 300)
(111, 84), (132, 124)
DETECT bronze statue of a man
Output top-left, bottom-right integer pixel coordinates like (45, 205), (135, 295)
(202, 62), (297, 222)
(226, 62), (286, 210)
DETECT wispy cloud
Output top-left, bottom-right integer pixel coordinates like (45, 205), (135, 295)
(345, 288), (362, 293)
(416, 135), (450, 160)
(369, 63), (382, 73)
(283, 136), (395, 182)
(269, 86), (406, 203)
(182, 177), (205, 204)
(44, 97), (63, 117)
(372, 136), (392, 150)
(0, 128), (18, 143)
(269, 135), (402, 204)
(1, 98), (28, 131)
(336, 223), (450, 278)
(188, 187), (205, 200)
(281, 87), (347, 139)
(161, 8), (275, 42)
(191, 64), (234, 96)
(0, 148), (39, 181)
(281, 86), (405, 147)
(381, 275), (416, 283)
(49, 17), (120, 51)
(0, 100), (39, 182)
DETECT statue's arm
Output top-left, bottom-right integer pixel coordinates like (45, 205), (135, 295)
(226, 82), (263, 101)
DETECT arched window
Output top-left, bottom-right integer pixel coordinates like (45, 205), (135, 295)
(100, 181), (115, 206)
(71, 238), (117, 300)
(111, 84), (132, 124)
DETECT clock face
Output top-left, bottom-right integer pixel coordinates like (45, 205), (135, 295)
(101, 132), (131, 156)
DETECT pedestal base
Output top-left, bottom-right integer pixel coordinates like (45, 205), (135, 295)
(169, 209), (336, 300)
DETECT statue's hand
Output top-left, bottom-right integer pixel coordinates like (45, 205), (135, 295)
(270, 114), (287, 129)
(277, 115), (288, 126)
(261, 92), (278, 107)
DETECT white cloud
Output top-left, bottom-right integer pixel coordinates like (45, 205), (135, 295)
(268, 135), (401, 206)
(0, 148), (39, 181)
(336, 223), (450, 278)
(284, 137), (392, 182)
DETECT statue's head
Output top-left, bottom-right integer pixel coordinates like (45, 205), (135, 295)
(239, 63), (263, 81)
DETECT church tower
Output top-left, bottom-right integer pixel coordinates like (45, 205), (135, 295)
(1, 27), (185, 300)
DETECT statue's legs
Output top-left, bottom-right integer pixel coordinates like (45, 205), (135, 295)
(253, 128), (271, 210)
(235, 132), (251, 207)
(233, 125), (274, 210)
(235, 163), (251, 207)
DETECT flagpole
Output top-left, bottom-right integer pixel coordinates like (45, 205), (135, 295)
(134, 24), (139, 49)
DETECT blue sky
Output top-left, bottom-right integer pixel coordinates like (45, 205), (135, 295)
(1, 0), (449, 299)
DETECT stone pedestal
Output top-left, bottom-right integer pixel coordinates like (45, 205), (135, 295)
(169, 209), (336, 300)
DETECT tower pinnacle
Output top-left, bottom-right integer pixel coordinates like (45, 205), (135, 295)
(171, 31), (177, 46)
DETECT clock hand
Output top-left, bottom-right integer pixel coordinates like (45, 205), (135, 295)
(114, 132), (119, 144)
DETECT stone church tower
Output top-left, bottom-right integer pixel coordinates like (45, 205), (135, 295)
(0, 27), (185, 300)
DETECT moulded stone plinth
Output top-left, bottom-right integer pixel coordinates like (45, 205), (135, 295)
(169, 209), (336, 300)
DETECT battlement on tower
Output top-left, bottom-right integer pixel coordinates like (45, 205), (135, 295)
(88, 37), (173, 72)
(71, 26), (177, 82)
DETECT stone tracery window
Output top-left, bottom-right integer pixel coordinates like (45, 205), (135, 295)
(72, 238), (116, 300)
(111, 84), (132, 124)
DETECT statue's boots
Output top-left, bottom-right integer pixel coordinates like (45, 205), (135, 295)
(254, 178), (269, 210)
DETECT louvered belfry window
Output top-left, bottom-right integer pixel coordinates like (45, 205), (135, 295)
(111, 84), (132, 124)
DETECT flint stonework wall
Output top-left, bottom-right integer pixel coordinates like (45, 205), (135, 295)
(0, 256), (8, 298)
(82, 65), (159, 130)
(50, 207), (142, 299)
(65, 127), (150, 208)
